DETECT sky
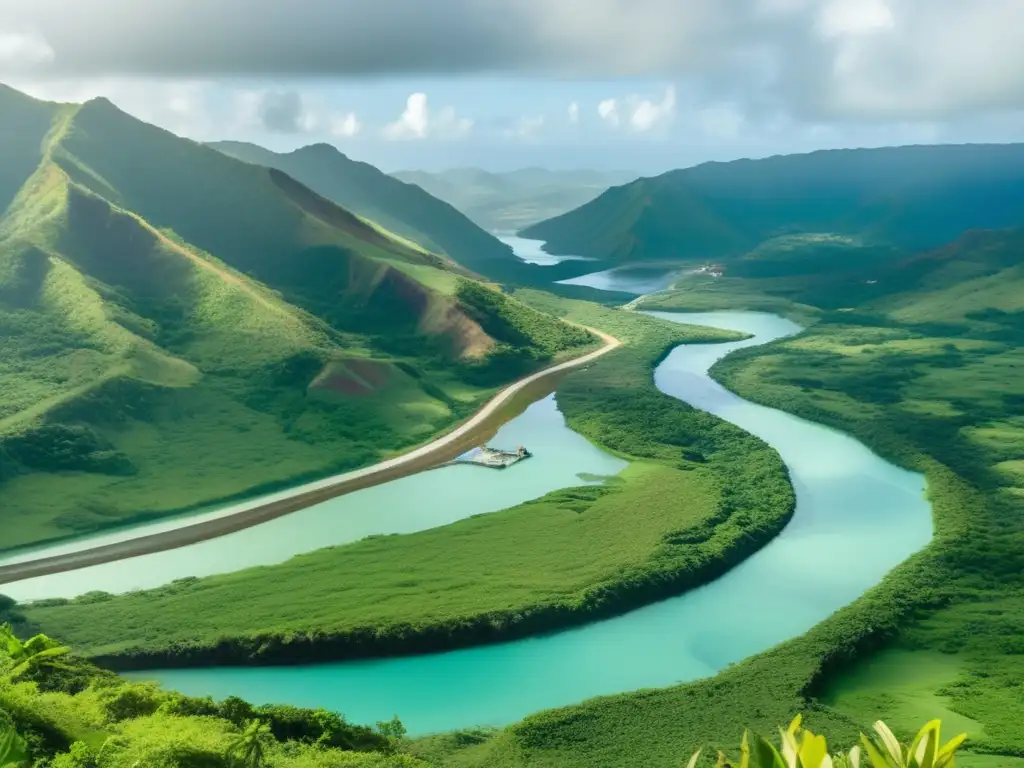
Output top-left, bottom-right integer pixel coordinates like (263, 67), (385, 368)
(2, 0), (1024, 174)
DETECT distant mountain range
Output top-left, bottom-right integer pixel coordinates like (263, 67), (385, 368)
(391, 167), (638, 232)
(523, 144), (1024, 264)
(210, 141), (515, 276)
(0, 83), (594, 551)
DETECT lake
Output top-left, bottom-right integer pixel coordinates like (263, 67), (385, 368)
(498, 235), (595, 266)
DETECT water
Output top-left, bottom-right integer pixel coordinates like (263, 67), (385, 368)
(497, 235), (595, 266)
(126, 311), (933, 735)
(557, 266), (678, 295)
(1, 395), (626, 601)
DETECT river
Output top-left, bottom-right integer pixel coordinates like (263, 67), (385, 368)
(0, 395), (626, 601)
(118, 309), (932, 735)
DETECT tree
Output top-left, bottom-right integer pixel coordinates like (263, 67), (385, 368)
(226, 719), (272, 768)
(0, 624), (70, 679)
(0, 720), (28, 768)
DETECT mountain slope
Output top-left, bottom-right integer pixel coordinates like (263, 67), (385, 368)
(392, 166), (637, 231)
(0, 86), (594, 552)
(209, 140), (515, 275)
(524, 143), (1024, 263)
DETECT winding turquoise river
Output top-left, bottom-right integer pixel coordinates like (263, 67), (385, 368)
(112, 310), (931, 735)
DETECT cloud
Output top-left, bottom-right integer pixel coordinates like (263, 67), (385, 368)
(0, 30), (54, 69)
(506, 114), (545, 140)
(384, 93), (429, 139)
(3, 0), (1024, 121)
(628, 85), (676, 131)
(331, 112), (361, 138)
(597, 99), (619, 127)
(568, 102), (579, 123)
(698, 104), (744, 138)
(598, 86), (676, 132)
(257, 90), (307, 132)
(384, 92), (472, 140)
(228, 87), (360, 137)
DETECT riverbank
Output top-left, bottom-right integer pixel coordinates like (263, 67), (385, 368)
(20, 308), (795, 669)
(0, 327), (618, 586)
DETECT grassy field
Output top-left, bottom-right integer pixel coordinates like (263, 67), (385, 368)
(19, 305), (795, 667)
(0, 87), (596, 553)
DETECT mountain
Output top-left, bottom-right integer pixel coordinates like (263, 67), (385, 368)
(391, 167), (638, 232)
(209, 141), (515, 275)
(0, 85), (594, 552)
(523, 143), (1024, 264)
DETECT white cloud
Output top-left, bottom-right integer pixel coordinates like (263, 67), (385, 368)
(598, 86), (676, 132)
(383, 92), (472, 140)
(331, 112), (361, 137)
(629, 85), (676, 132)
(568, 101), (579, 123)
(816, 0), (895, 39)
(0, 30), (54, 69)
(384, 92), (429, 139)
(597, 98), (619, 127)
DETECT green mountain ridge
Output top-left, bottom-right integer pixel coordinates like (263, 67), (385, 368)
(0, 85), (594, 552)
(524, 143), (1024, 264)
(208, 140), (514, 276)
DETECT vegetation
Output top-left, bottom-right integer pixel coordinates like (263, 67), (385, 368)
(0, 635), (424, 768)
(389, 167), (636, 232)
(676, 715), (967, 768)
(523, 143), (1024, 263)
(18, 306), (792, 667)
(403, 225), (1024, 767)
(209, 142), (515, 277)
(0, 622), (973, 768)
(1, 627), (69, 680)
(0, 86), (592, 552)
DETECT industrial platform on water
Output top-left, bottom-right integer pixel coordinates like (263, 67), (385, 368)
(452, 445), (531, 469)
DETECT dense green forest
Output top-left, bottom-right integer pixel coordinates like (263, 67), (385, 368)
(16, 307), (795, 668)
(0, 623), (429, 768)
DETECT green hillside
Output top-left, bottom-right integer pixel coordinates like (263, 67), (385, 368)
(209, 141), (515, 276)
(0, 86), (595, 552)
(392, 166), (637, 232)
(524, 143), (1024, 264)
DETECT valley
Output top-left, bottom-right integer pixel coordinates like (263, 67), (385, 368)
(2, 81), (1023, 768)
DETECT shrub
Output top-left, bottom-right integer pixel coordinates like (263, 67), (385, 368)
(697, 715), (966, 768)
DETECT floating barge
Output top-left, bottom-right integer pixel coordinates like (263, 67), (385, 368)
(453, 445), (532, 470)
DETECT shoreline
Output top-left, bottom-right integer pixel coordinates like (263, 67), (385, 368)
(0, 328), (620, 587)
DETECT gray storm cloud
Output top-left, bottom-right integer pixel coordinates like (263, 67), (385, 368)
(2, 0), (1024, 119)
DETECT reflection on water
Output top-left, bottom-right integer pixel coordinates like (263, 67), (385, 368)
(557, 266), (678, 295)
